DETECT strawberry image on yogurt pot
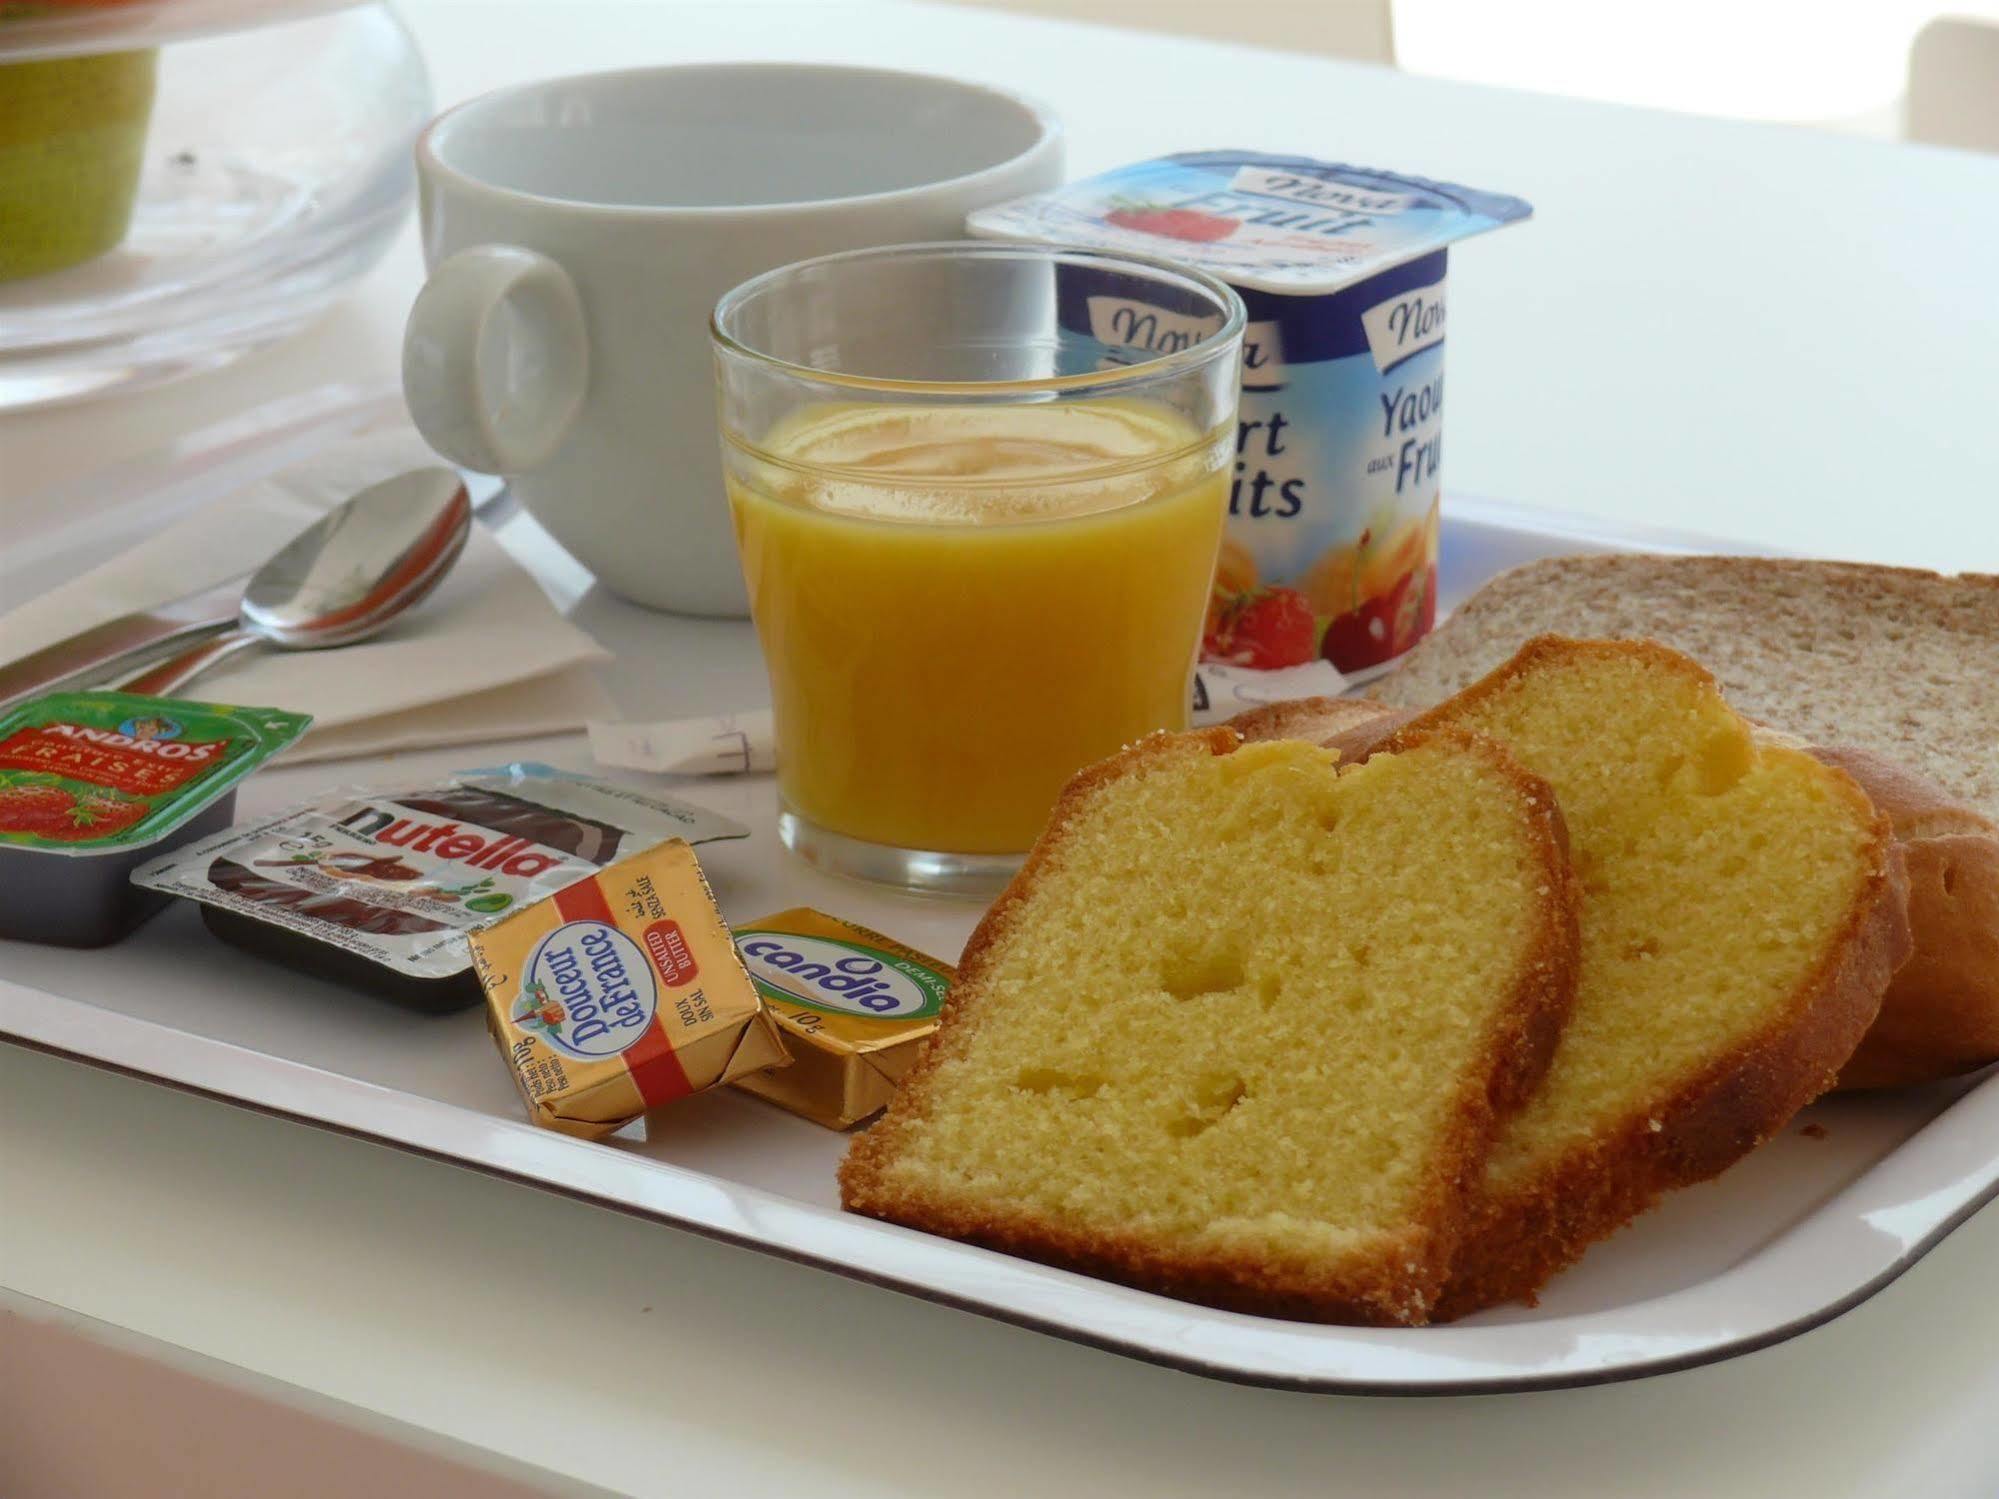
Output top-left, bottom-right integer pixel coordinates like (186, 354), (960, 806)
(1104, 201), (1240, 243)
(971, 152), (1531, 679)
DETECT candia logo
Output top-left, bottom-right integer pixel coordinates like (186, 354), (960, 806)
(516, 920), (658, 1059)
(735, 932), (946, 1020)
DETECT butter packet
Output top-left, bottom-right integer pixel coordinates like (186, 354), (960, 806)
(730, 908), (953, 1129)
(470, 839), (789, 1139)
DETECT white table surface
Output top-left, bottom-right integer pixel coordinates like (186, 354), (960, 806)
(4, 4), (1999, 1496)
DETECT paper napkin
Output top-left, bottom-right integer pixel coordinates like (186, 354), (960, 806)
(0, 426), (614, 764)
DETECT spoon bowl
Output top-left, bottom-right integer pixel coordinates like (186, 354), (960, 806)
(120, 467), (472, 695)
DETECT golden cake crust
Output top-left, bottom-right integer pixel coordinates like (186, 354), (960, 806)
(839, 724), (1582, 1325)
(1233, 640), (1913, 1314)
(1233, 698), (1988, 1095)
(1400, 638), (1911, 1316)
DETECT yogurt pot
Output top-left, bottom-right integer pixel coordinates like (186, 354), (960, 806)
(969, 153), (1531, 677)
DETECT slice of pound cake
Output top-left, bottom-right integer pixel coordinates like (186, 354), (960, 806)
(1387, 638), (1912, 1316)
(840, 727), (1580, 1325)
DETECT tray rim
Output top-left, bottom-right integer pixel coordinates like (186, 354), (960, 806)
(6, 975), (1998, 1395)
(11, 447), (1986, 1395)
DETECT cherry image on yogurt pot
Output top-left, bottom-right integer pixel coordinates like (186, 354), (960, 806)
(1320, 561), (1437, 673)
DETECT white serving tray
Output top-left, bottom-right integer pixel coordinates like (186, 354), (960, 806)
(5, 404), (1994, 1393)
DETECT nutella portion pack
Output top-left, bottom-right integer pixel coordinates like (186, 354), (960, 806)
(131, 763), (748, 1011)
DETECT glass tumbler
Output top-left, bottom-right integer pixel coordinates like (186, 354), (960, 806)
(713, 241), (1244, 895)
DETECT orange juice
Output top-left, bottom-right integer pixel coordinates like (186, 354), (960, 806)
(729, 399), (1229, 855)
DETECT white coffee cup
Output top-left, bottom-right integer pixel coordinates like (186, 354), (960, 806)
(403, 64), (1063, 616)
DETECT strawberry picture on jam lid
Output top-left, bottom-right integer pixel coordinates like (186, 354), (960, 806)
(0, 690), (311, 948)
(26, 787), (150, 842)
(1104, 199), (1240, 244)
(0, 780), (80, 838)
(0, 691), (309, 856)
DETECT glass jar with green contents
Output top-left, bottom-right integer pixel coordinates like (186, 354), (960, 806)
(0, 2), (157, 282)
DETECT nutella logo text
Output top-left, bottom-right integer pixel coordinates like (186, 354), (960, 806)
(334, 805), (565, 877)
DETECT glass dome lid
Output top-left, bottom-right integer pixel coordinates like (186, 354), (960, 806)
(0, 0), (366, 62)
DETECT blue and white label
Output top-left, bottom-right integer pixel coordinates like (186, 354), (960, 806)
(969, 151), (1535, 674)
(1085, 295), (1226, 355)
(734, 932), (945, 1020)
(515, 920), (658, 1059)
(1361, 279), (1447, 373)
(117, 714), (183, 741)
(1227, 165), (1419, 218)
(1240, 319), (1288, 390)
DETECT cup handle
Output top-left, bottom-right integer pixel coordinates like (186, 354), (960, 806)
(402, 245), (589, 475)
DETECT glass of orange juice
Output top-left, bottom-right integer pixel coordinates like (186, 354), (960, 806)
(713, 242), (1244, 894)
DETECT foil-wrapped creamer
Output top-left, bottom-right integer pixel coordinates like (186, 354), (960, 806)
(729, 907), (955, 1129)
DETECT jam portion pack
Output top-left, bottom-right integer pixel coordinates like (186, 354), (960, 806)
(0, 690), (311, 947)
(131, 762), (749, 1011)
(969, 153), (1532, 678)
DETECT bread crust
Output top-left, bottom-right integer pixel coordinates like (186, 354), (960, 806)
(1815, 746), (1999, 1090)
(1218, 695), (1401, 750)
(839, 725), (1582, 1326)
(1435, 836), (1909, 1317)
(1376, 554), (1999, 822)
(1383, 637), (1909, 1316)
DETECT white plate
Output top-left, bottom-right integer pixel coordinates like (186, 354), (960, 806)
(3, 406), (1989, 1394)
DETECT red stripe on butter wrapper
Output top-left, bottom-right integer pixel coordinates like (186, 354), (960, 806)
(618, 1024), (693, 1108)
(553, 877), (617, 925)
(552, 875), (693, 1107)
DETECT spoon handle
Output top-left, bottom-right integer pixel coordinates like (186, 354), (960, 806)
(116, 629), (266, 697)
(0, 614), (238, 713)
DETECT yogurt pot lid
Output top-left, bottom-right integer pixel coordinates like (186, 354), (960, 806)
(967, 151), (1532, 295)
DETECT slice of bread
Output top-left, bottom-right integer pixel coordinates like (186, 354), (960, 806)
(841, 727), (1580, 1325)
(1378, 638), (1909, 1315)
(1229, 696), (1410, 766)
(1377, 554), (1999, 821)
(1808, 746), (1999, 1089)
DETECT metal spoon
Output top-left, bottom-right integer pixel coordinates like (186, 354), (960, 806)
(117, 468), (472, 697)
